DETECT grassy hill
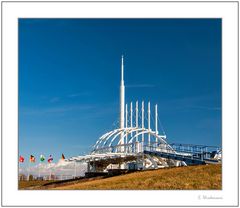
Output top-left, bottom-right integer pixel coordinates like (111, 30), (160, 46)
(18, 180), (56, 189)
(53, 164), (221, 190)
(19, 164), (221, 190)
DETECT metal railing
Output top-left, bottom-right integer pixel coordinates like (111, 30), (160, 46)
(91, 142), (221, 161)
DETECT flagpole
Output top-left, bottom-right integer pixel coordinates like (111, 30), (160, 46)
(38, 162), (40, 179)
(60, 154), (65, 181)
(48, 155), (54, 180)
(28, 161), (30, 181)
(49, 165), (51, 180)
(18, 160), (20, 181)
(61, 171), (62, 181)
(74, 161), (77, 179)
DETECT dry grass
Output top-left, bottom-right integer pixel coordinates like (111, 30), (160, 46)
(18, 180), (56, 189)
(52, 164), (222, 190)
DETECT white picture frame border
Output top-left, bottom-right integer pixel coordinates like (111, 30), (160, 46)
(1, 1), (238, 207)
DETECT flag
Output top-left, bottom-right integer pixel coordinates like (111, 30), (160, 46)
(48, 155), (53, 163)
(61, 153), (65, 160)
(40, 154), (45, 162)
(19, 155), (24, 163)
(30, 155), (35, 163)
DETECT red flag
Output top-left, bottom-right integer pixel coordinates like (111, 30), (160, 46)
(19, 155), (24, 163)
(48, 155), (53, 163)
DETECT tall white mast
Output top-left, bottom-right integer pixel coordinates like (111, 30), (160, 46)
(136, 101), (139, 142)
(141, 101), (144, 143)
(148, 101), (151, 145)
(130, 102), (133, 137)
(125, 104), (128, 128)
(120, 55), (125, 130)
(125, 103), (128, 144)
(155, 104), (158, 143)
(155, 104), (158, 134)
(120, 55), (125, 146)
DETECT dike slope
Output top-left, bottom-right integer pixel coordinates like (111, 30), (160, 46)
(51, 164), (221, 190)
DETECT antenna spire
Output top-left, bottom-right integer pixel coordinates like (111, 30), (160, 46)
(121, 55), (124, 83)
(120, 55), (125, 130)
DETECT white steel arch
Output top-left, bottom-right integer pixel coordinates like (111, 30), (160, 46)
(94, 127), (136, 149)
(92, 126), (169, 154)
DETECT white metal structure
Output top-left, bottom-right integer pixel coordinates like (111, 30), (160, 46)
(67, 56), (221, 173)
(92, 56), (171, 156)
(119, 55), (125, 146)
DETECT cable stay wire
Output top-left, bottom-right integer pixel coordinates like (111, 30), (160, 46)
(157, 113), (166, 136)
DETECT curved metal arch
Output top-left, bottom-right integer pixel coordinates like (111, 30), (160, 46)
(107, 127), (137, 147)
(97, 128), (126, 148)
(95, 128), (122, 149)
(101, 127), (166, 148)
(128, 129), (167, 145)
(93, 127), (170, 154)
(127, 130), (175, 153)
(103, 127), (145, 148)
(98, 127), (137, 148)
(112, 128), (148, 146)
(93, 130), (116, 149)
(108, 130), (125, 147)
(95, 127), (167, 150)
(93, 130), (118, 149)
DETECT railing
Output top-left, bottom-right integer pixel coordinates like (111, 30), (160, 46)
(91, 142), (141, 154)
(19, 175), (77, 181)
(91, 142), (221, 161)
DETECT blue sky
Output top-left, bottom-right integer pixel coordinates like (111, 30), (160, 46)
(19, 19), (221, 162)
